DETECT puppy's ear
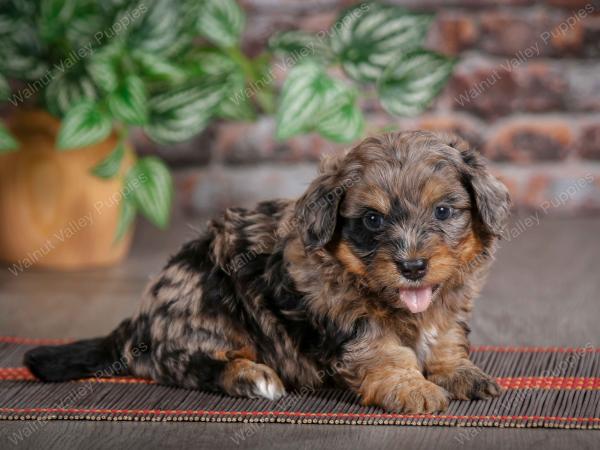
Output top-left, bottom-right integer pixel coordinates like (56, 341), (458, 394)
(295, 152), (348, 250)
(443, 134), (511, 238)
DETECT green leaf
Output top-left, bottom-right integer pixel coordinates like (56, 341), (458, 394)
(0, 74), (9, 100)
(268, 30), (333, 62)
(184, 48), (238, 78)
(144, 79), (227, 144)
(0, 123), (18, 153)
(377, 49), (456, 116)
(114, 195), (136, 243)
(197, 0), (245, 48)
(66, 11), (105, 47)
(88, 45), (121, 93)
(126, 157), (173, 229)
(127, 0), (186, 56)
(276, 62), (332, 140)
(315, 81), (364, 143)
(0, 24), (48, 80)
(330, 3), (433, 83)
(45, 73), (99, 117)
(217, 71), (255, 121)
(91, 142), (125, 179)
(40, 0), (76, 40)
(108, 75), (148, 125)
(57, 101), (112, 150)
(132, 50), (186, 82)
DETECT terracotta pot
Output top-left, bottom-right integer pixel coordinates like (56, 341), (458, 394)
(0, 109), (134, 271)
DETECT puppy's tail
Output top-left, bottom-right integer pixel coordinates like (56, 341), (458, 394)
(23, 319), (132, 382)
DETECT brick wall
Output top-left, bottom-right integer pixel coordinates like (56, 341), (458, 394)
(138, 0), (600, 216)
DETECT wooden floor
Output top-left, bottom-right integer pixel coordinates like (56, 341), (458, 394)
(1, 214), (599, 449)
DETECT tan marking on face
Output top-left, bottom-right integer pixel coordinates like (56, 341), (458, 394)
(369, 253), (401, 288)
(421, 176), (451, 208)
(332, 241), (367, 276)
(351, 184), (392, 215)
(425, 241), (458, 285)
(457, 230), (484, 267)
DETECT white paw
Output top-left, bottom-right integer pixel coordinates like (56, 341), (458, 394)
(253, 377), (286, 401)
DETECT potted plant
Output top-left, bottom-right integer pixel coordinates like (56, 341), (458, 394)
(0, 0), (454, 270)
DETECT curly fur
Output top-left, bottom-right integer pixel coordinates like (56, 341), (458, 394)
(24, 131), (510, 413)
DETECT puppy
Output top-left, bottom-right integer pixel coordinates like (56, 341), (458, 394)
(24, 131), (510, 413)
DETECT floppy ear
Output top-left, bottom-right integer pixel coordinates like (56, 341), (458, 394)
(443, 134), (511, 238)
(295, 153), (348, 250)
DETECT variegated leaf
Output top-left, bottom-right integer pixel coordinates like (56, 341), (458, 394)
(46, 74), (99, 117)
(315, 80), (364, 143)
(378, 49), (455, 116)
(57, 101), (112, 150)
(126, 157), (173, 229)
(108, 75), (148, 125)
(132, 50), (186, 82)
(330, 2), (432, 83)
(126, 0), (184, 56)
(197, 0), (245, 48)
(269, 30), (332, 62)
(276, 62), (333, 140)
(0, 24), (48, 80)
(87, 45), (121, 93)
(114, 194), (136, 243)
(91, 141), (125, 179)
(144, 80), (227, 144)
(185, 48), (238, 77)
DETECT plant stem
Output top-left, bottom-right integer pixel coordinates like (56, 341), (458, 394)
(225, 47), (275, 115)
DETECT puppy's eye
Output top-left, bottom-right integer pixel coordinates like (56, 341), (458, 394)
(362, 212), (384, 231)
(434, 205), (453, 221)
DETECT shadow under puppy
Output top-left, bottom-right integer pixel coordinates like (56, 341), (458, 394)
(25, 131), (510, 413)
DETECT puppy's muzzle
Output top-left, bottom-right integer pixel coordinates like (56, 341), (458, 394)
(397, 259), (428, 281)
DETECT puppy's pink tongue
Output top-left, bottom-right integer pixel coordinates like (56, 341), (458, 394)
(399, 287), (433, 313)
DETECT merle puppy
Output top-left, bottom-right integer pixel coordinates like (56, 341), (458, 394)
(25, 131), (510, 413)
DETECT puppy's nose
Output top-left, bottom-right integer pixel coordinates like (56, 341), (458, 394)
(398, 259), (428, 280)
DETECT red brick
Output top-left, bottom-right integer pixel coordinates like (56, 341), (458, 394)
(297, 11), (337, 33)
(415, 114), (486, 150)
(546, 0), (595, 9)
(479, 11), (548, 56)
(383, 0), (534, 8)
(515, 63), (568, 112)
(582, 15), (600, 57)
(213, 117), (344, 165)
(478, 10), (588, 57)
(522, 174), (552, 209)
(448, 65), (519, 119)
(428, 13), (478, 55)
(485, 119), (574, 163)
(578, 122), (600, 160)
(491, 166), (600, 213)
(564, 63), (600, 111)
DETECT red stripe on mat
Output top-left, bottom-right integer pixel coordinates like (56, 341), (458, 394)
(0, 368), (153, 384)
(0, 337), (72, 345)
(1, 336), (597, 353)
(0, 407), (598, 423)
(1, 367), (599, 390)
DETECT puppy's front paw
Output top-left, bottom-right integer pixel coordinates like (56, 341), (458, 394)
(363, 375), (449, 414)
(222, 359), (286, 401)
(396, 378), (449, 413)
(428, 364), (502, 401)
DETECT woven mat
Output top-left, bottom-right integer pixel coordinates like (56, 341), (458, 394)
(0, 337), (599, 429)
